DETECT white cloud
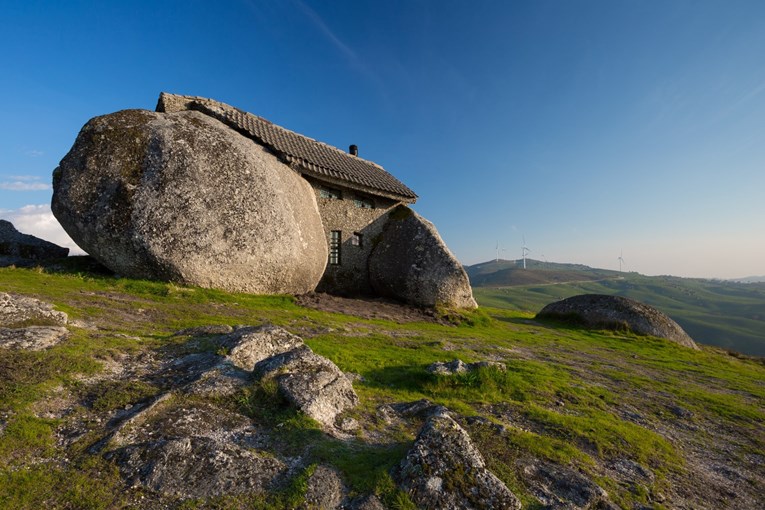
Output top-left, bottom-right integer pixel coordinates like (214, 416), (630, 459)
(0, 174), (51, 191)
(1, 204), (86, 255)
(0, 180), (51, 191)
(24, 149), (44, 158)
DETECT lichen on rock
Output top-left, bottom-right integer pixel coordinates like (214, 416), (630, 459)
(51, 108), (327, 295)
(397, 412), (521, 510)
(369, 206), (477, 309)
(537, 294), (698, 349)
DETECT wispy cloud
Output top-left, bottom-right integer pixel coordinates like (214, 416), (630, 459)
(293, 0), (357, 63)
(291, 0), (387, 97)
(0, 174), (50, 191)
(0, 180), (51, 191)
(0, 204), (85, 254)
(732, 78), (765, 109)
(24, 149), (44, 158)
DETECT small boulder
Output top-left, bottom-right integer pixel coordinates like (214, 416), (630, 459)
(536, 294), (698, 349)
(369, 206), (477, 309)
(254, 345), (359, 429)
(0, 219), (69, 263)
(0, 293), (69, 350)
(0, 292), (68, 327)
(52, 108), (327, 295)
(397, 412), (521, 510)
(347, 495), (387, 510)
(220, 325), (305, 370)
(302, 465), (346, 509)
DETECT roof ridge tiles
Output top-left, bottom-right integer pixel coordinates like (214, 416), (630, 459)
(156, 92), (417, 202)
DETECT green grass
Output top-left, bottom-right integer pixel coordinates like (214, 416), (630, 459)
(1, 264), (764, 508)
(472, 270), (765, 356)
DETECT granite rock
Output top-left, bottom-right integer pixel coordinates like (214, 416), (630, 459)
(397, 412), (521, 510)
(537, 294), (698, 349)
(369, 206), (477, 309)
(0, 219), (69, 263)
(52, 108), (327, 295)
(254, 344), (359, 429)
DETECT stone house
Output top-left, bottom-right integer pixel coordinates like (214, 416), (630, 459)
(157, 93), (419, 296)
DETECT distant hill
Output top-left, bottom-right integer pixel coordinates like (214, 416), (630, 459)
(467, 259), (765, 357)
(729, 276), (765, 284)
(466, 258), (618, 286)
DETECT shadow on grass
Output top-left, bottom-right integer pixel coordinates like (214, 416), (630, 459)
(361, 364), (435, 393)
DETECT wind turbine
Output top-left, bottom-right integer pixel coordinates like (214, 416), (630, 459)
(522, 235), (531, 269)
(618, 250), (626, 272)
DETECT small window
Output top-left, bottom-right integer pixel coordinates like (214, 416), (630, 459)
(351, 232), (363, 247)
(354, 197), (374, 209)
(320, 186), (342, 200)
(329, 230), (341, 265)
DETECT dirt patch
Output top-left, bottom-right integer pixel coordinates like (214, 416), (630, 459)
(295, 292), (446, 324)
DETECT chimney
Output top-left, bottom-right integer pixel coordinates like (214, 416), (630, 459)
(349, 144), (358, 157)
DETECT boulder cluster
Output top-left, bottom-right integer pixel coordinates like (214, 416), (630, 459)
(50, 93), (477, 309)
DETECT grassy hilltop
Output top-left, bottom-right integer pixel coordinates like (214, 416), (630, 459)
(0, 262), (763, 509)
(468, 259), (765, 357)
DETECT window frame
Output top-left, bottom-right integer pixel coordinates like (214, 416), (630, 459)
(329, 230), (341, 265)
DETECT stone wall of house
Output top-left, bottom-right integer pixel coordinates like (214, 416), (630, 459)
(306, 177), (399, 296)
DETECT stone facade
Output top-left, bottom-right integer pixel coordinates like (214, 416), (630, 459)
(307, 178), (399, 296)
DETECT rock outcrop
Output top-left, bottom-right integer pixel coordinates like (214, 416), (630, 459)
(0, 293), (69, 350)
(219, 324), (305, 371)
(254, 344), (359, 429)
(519, 459), (618, 509)
(536, 294), (698, 349)
(398, 411), (521, 510)
(0, 219), (69, 264)
(1, 292), (68, 327)
(106, 399), (286, 499)
(369, 206), (477, 309)
(52, 108), (327, 295)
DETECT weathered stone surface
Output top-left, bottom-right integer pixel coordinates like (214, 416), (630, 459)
(111, 436), (285, 498)
(0, 326), (69, 350)
(52, 108), (327, 295)
(105, 398), (281, 499)
(221, 324), (305, 370)
(427, 359), (506, 375)
(0, 219), (69, 262)
(537, 294), (698, 349)
(0, 293), (69, 350)
(397, 412), (521, 510)
(347, 495), (387, 510)
(254, 345), (359, 428)
(369, 206), (477, 309)
(302, 465), (346, 509)
(519, 459), (617, 509)
(0, 292), (68, 327)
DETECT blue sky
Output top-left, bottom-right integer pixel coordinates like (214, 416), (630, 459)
(1, 0), (763, 278)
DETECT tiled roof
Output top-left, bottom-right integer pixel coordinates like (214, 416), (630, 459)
(157, 93), (417, 202)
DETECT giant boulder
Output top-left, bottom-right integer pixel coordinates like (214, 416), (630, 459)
(369, 206), (477, 309)
(537, 294), (698, 349)
(51, 109), (327, 295)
